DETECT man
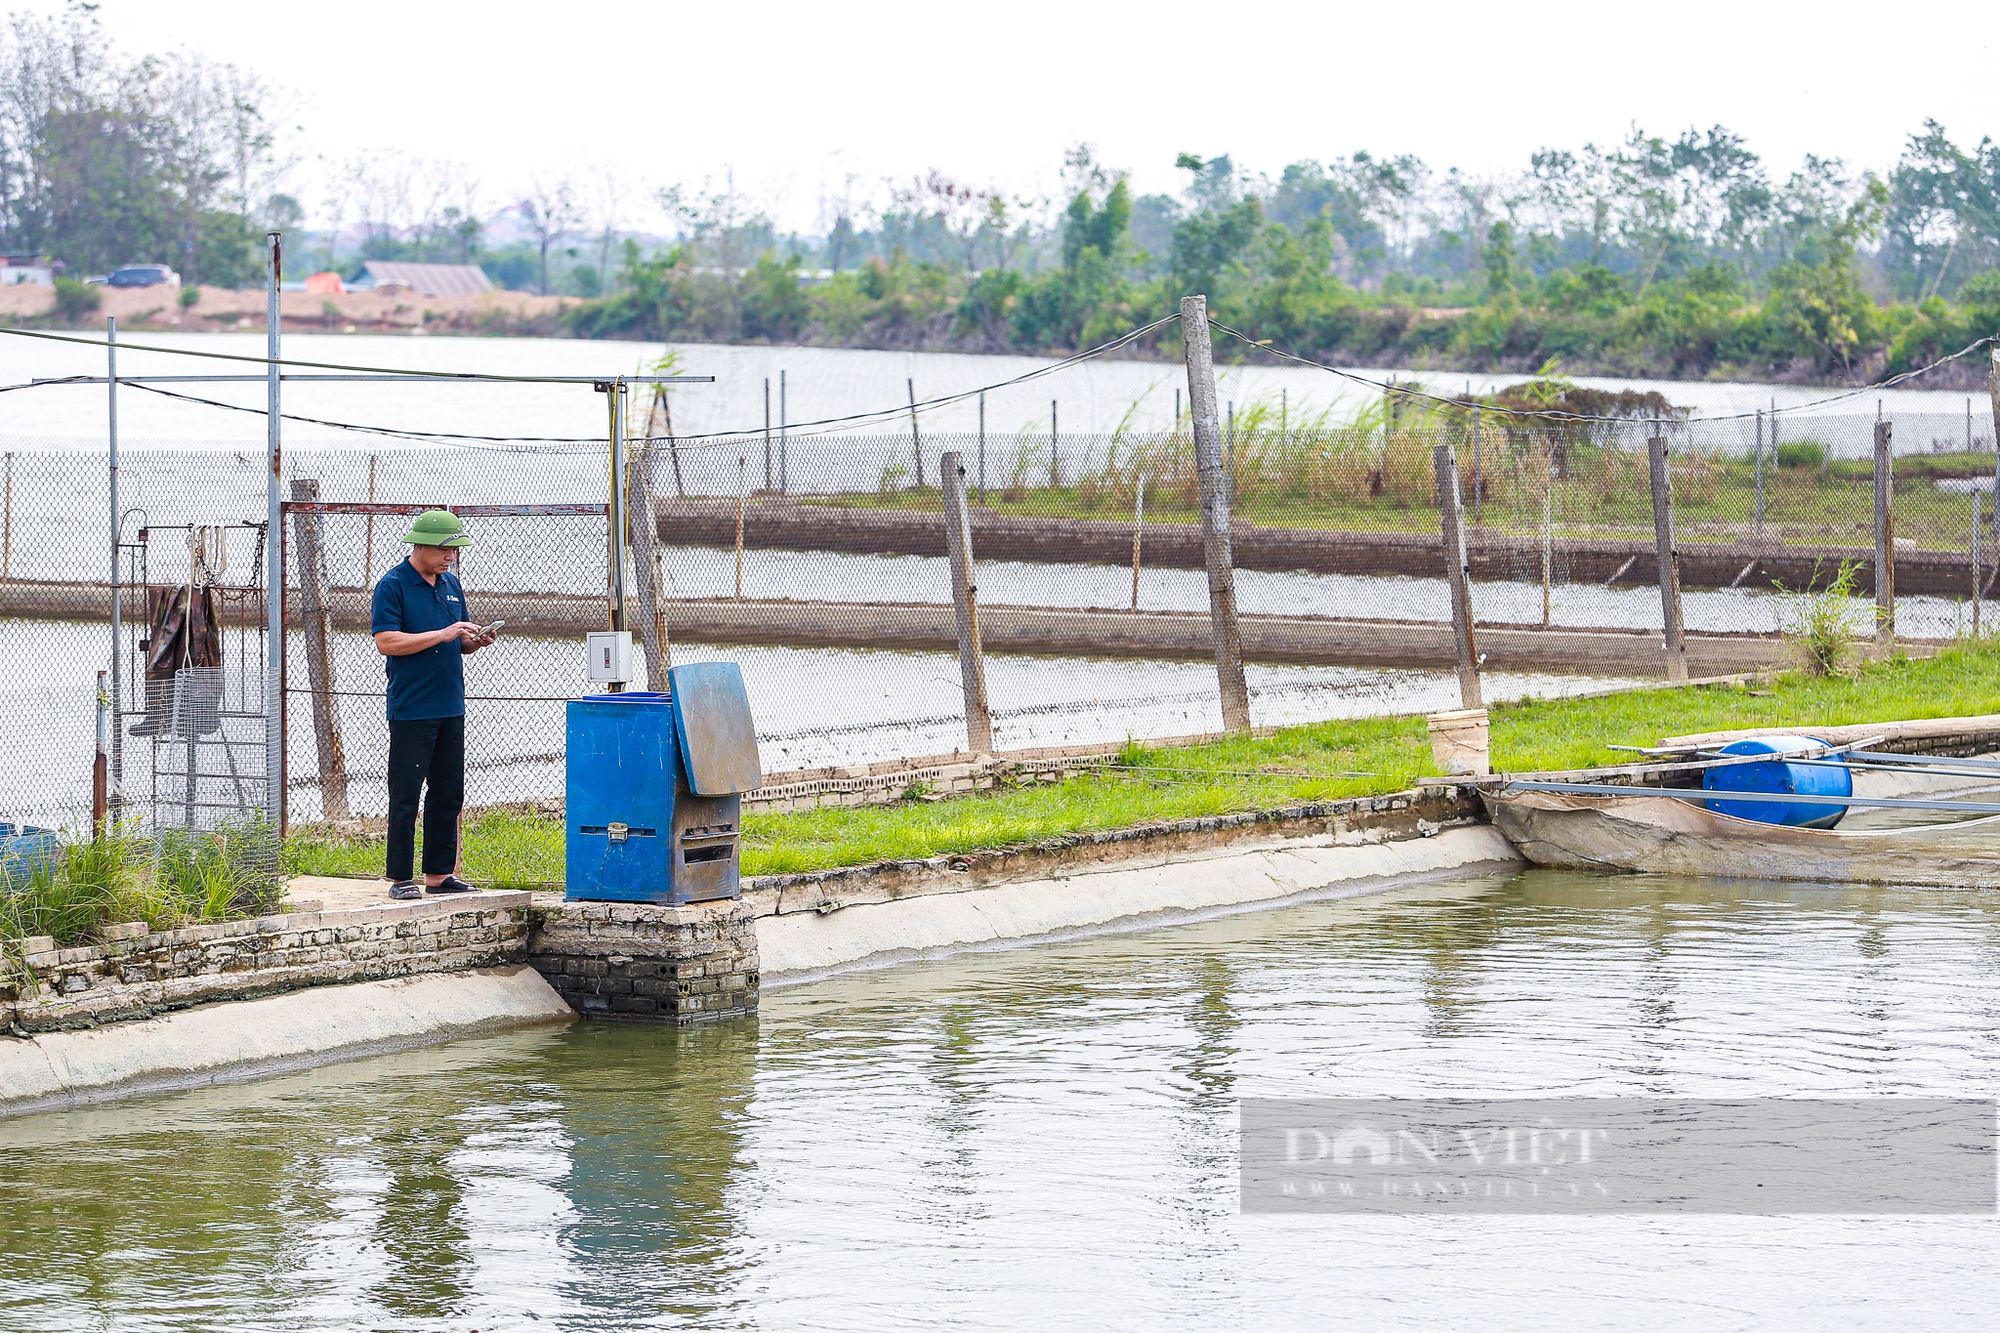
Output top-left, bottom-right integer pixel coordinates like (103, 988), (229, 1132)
(371, 510), (496, 900)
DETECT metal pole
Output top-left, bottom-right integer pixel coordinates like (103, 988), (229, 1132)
(1647, 432), (1689, 683)
(1131, 470), (1145, 611)
(1754, 409), (1764, 536)
(1875, 418), (1894, 648)
(2, 451), (12, 578)
(907, 378), (924, 488)
(1470, 406), (1482, 527)
(1050, 399), (1059, 488)
(940, 451), (992, 754)
(763, 377), (772, 492)
(264, 232), (283, 831)
(1974, 489), (1983, 640)
(977, 391), (987, 504)
(1226, 401), (1235, 502)
(362, 454), (378, 585)
(1987, 349), (2000, 552)
(609, 379), (628, 633)
(107, 316), (121, 807)
(93, 669), (109, 839)
(734, 456), (746, 600)
(1541, 472), (1552, 630)
(779, 368), (788, 494)
(1180, 295), (1251, 734)
(1434, 445), (1483, 708)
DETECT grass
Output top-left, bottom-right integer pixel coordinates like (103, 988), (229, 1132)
(279, 638), (2000, 889)
(803, 432), (1996, 554)
(1, 820), (283, 949)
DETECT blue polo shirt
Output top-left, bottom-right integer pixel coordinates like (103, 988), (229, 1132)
(371, 558), (472, 721)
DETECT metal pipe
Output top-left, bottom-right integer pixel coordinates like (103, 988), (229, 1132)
(1500, 779), (2000, 815)
(779, 368), (788, 494)
(608, 379), (628, 632)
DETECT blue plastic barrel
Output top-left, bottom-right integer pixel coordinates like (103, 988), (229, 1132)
(1701, 735), (1852, 828)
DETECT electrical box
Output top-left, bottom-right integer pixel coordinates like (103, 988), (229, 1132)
(563, 663), (764, 906)
(586, 631), (634, 684)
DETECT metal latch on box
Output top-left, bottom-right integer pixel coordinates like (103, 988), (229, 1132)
(607, 821), (628, 844)
(579, 823), (656, 843)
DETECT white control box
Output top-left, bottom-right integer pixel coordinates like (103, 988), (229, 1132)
(586, 631), (635, 684)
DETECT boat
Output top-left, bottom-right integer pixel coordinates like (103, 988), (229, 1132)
(1473, 732), (2000, 888)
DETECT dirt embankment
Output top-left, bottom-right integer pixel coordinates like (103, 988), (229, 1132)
(0, 284), (578, 336)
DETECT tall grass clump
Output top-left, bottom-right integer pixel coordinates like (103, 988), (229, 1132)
(0, 819), (282, 947)
(1776, 559), (1869, 676)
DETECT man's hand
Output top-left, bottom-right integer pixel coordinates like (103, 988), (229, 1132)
(373, 622), (483, 657)
(463, 623), (498, 653)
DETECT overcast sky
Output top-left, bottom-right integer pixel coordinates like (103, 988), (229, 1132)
(38, 0), (2000, 235)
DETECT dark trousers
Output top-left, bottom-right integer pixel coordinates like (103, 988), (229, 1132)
(385, 715), (466, 881)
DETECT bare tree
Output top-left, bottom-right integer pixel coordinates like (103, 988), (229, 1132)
(589, 166), (626, 290)
(523, 174), (578, 295)
(890, 168), (1000, 270)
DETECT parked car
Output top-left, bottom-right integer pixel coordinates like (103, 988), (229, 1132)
(106, 264), (179, 288)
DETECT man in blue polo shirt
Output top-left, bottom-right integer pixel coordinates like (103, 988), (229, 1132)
(371, 510), (496, 900)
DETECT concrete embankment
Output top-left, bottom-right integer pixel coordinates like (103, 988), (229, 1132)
(652, 496), (1981, 598)
(0, 784), (1524, 1115)
(0, 578), (1789, 675)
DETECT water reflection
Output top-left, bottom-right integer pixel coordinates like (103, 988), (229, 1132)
(5, 868), (2000, 1329)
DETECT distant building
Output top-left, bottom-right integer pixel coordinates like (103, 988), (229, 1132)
(304, 271), (345, 295)
(345, 261), (493, 297)
(0, 255), (53, 286)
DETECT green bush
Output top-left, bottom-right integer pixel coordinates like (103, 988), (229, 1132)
(178, 283), (199, 308)
(1775, 440), (1825, 469)
(52, 278), (100, 322)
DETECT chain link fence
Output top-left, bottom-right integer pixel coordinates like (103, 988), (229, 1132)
(0, 394), (1992, 839)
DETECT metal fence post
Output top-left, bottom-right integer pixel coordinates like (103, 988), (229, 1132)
(1987, 348), (2000, 551)
(779, 368), (788, 494)
(1754, 408), (1765, 536)
(1180, 294), (1252, 734)
(1131, 471), (1145, 612)
(907, 379), (925, 488)
(1973, 489), (1983, 640)
(1875, 418), (1895, 648)
(265, 231), (284, 834)
(1433, 444), (1483, 708)
(287, 478), (349, 819)
(1647, 433), (1689, 683)
(940, 451), (992, 754)
(977, 391), (987, 504)
(107, 315), (121, 806)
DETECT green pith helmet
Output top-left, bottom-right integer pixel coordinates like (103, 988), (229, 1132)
(401, 509), (472, 547)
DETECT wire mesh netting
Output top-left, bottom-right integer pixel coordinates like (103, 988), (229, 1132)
(2, 393), (1996, 839)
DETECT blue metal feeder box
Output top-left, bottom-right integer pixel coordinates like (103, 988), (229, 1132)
(564, 662), (763, 904)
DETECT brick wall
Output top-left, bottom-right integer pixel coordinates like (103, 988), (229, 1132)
(526, 898), (758, 1024)
(2, 893), (534, 1034)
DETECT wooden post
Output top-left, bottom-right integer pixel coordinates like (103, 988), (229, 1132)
(1180, 295), (1251, 734)
(940, 450), (992, 754)
(1874, 418), (1895, 647)
(1433, 444), (1483, 708)
(734, 456), (746, 601)
(629, 435), (669, 691)
(1131, 471), (1145, 611)
(907, 378), (925, 488)
(287, 478), (349, 820)
(1647, 435), (1689, 683)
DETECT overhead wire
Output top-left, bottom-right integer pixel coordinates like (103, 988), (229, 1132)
(1207, 320), (1998, 425)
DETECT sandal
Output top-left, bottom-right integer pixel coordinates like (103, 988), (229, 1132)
(388, 880), (424, 901)
(425, 875), (481, 895)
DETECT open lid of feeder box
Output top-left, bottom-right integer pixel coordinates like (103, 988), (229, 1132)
(668, 662), (763, 795)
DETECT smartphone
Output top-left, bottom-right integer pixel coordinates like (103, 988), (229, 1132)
(477, 620), (506, 636)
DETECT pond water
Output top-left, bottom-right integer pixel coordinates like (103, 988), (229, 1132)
(4, 866), (1995, 1330)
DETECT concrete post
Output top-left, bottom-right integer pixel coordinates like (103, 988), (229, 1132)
(287, 479), (349, 820)
(1180, 295), (1252, 734)
(940, 451), (993, 753)
(1875, 418), (1895, 648)
(1647, 434), (1689, 683)
(1433, 444), (1483, 708)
